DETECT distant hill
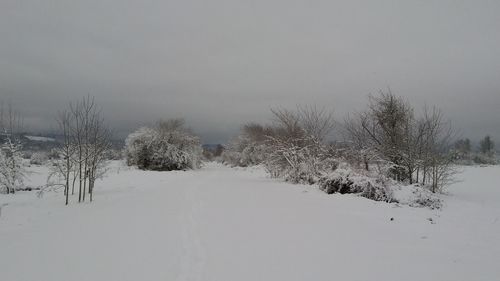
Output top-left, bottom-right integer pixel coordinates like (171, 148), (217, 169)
(0, 133), (123, 152)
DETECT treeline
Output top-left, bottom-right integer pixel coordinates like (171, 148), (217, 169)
(1, 92), (498, 204)
(453, 136), (496, 165)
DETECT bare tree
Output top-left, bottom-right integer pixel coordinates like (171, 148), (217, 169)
(344, 113), (380, 171)
(87, 115), (112, 202)
(46, 96), (111, 204)
(418, 106), (457, 192)
(297, 106), (335, 143)
(343, 91), (413, 181)
(0, 101), (24, 136)
(56, 110), (75, 205)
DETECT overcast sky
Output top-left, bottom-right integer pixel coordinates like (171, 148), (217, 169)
(1, 0), (499, 143)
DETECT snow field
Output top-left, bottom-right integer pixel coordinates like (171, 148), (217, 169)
(0, 162), (499, 281)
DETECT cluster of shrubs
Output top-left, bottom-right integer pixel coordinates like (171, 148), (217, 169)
(220, 91), (474, 205)
(221, 107), (401, 203)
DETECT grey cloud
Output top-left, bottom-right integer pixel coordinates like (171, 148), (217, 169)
(1, 0), (499, 143)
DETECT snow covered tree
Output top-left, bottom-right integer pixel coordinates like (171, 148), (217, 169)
(343, 91), (414, 181)
(343, 91), (457, 191)
(223, 107), (336, 183)
(0, 101), (26, 194)
(125, 126), (156, 167)
(0, 138), (26, 194)
(125, 119), (203, 171)
(223, 106), (336, 181)
(221, 123), (272, 167)
(264, 107), (336, 184)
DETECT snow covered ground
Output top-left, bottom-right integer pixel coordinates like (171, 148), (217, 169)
(0, 162), (499, 281)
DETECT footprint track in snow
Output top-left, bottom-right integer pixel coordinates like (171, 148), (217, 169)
(177, 177), (206, 281)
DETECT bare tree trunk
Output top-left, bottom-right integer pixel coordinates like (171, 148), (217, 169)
(82, 169), (87, 202)
(65, 148), (70, 205)
(78, 163), (82, 202)
(72, 170), (77, 195)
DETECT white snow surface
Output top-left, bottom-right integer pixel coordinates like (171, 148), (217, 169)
(0, 162), (499, 281)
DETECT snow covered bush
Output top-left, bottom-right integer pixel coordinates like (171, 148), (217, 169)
(317, 165), (444, 208)
(391, 184), (443, 209)
(125, 126), (156, 167)
(318, 168), (394, 202)
(30, 152), (48, 165)
(222, 138), (268, 167)
(473, 153), (497, 165)
(410, 188), (443, 209)
(47, 148), (60, 160)
(125, 119), (202, 171)
(265, 136), (338, 184)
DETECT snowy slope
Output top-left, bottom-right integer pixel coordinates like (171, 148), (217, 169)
(0, 162), (499, 281)
(24, 135), (56, 142)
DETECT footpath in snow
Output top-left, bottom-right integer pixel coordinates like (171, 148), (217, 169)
(0, 162), (499, 281)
